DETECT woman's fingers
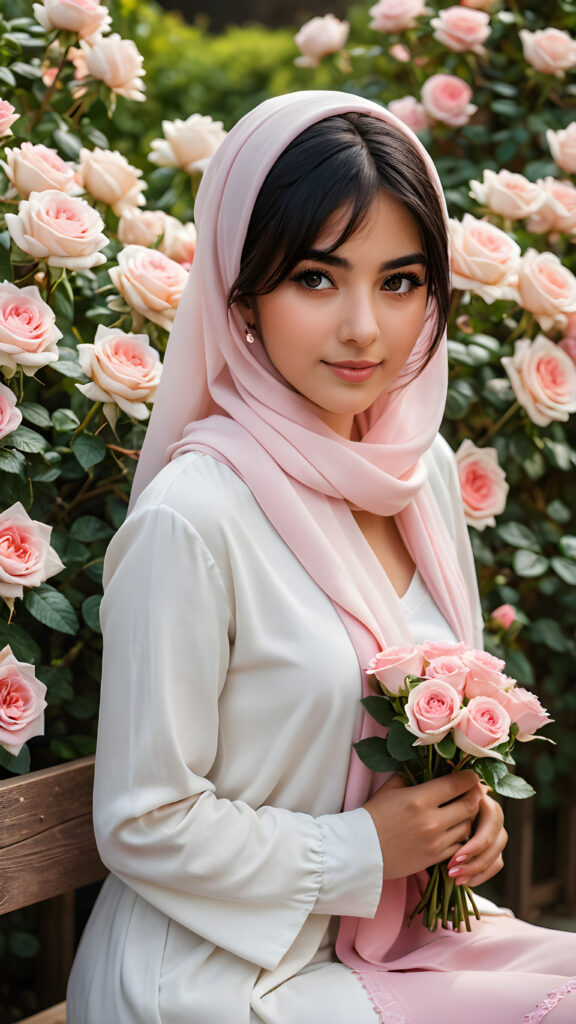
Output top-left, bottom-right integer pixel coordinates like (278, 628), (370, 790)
(447, 793), (507, 887)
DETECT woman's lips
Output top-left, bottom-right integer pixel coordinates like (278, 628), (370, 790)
(323, 360), (381, 382)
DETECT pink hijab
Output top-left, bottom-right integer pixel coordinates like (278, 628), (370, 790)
(130, 90), (478, 1012)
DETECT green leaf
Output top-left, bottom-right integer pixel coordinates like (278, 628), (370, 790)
(7, 425), (48, 453)
(11, 60), (42, 78)
(84, 559), (104, 584)
(70, 432), (107, 470)
(387, 718), (417, 762)
(0, 743), (31, 775)
(445, 380), (476, 419)
(51, 349), (85, 380)
(559, 536), (576, 559)
(8, 930), (40, 957)
(82, 593), (102, 632)
(360, 695), (395, 728)
(353, 737), (400, 773)
(542, 439), (573, 472)
(70, 514), (114, 542)
(0, 619), (42, 663)
(547, 500), (571, 524)
(551, 557), (576, 586)
(0, 448), (26, 475)
(447, 340), (491, 367)
(504, 649), (534, 686)
(36, 666), (73, 701)
(52, 408), (81, 432)
(49, 532), (90, 566)
(23, 584), (79, 635)
(497, 521), (540, 550)
(513, 550), (549, 578)
(0, 66), (16, 87)
(529, 618), (570, 652)
(493, 772), (536, 799)
(19, 401), (52, 428)
(435, 735), (456, 759)
(473, 757), (509, 790)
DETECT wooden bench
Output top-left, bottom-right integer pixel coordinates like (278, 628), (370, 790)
(0, 756), (107, 1024)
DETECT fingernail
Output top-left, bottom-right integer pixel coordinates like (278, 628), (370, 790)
(448, 866), (461, 877)
(453, 854), (468, 863)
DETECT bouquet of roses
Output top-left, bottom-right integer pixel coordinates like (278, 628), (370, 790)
(354, 641), (553, 933)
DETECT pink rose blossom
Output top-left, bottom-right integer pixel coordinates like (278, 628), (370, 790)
(366, 644), (424, 695)
(79, 147), (146, 215)
(149, 114), (226, 176)
(76, 325), (162, 420)
(118, 208), (197, 267)
(0, 645), (47, 756)
(0, 383), (22, 440)
(491, 604), (516, 630)
(0, 100), (19, 138)
(293, 14), (349, 68)
(33, 0), (111, 40)
(0, 281), (62, 376)
(559, 335), (576, 365)
(5, 190), (107, 271)
(388, 96), (430, 134)
(369, 0), (427, 34)
(520, 28), (576, 78)
(502, 334), (576, 427)
(500, 686), (553, 741)
(1, 143), (81, 198)
(526, 178), (576, 240)
(547, 123), (576, 175)
(405, 679), (463, 745)
(455, 439), (509, 531)
(469, 169), (546, 222)
(462, 649), (510, 701)
(0, 502), (64, 602)
(389, 43), (411, 63)
(454, 696), (511, 759)
(515, 250), (576, 332)
(420, 74), (478, 127)
(80, 34), (145, 101)
(449, 213), (521, 303)
(423, 655), (469, 699)
(419, 640), (470, 662)
(109, 245), (188, 332)
(431, 6), (491, 55)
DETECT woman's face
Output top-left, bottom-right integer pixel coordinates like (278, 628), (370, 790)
(249, 190), (429, 440)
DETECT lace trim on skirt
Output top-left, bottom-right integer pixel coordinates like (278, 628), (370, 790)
(522, 979), (576, 1023)
(354, 970), (408, 1024)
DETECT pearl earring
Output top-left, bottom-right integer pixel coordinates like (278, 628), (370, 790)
(244, 323), (256, 345)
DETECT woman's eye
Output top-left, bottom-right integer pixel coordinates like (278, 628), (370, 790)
(383, 273), (423, 295)
(298, 270), (332, 290)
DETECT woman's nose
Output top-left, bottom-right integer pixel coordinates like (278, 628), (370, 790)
(337, 292), (380, 347)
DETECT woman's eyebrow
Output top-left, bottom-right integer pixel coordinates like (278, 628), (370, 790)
(300, 249), (427, 272)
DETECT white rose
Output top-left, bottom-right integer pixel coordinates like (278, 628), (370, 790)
(118, 208), (196, 265)
(77, 325), (162, 420)
(0, 282), (62, 376)
(149, 114), (226, 175)
(520, 27), (576, 78)
(294, 14), (349, 69)
(469, 169), (546, 221)
(79, 147), (146, 215)
(449, 214), (521, 303)
(6, 190), (108, 271)
(1, 143), (81, 198)
(33, 0), (111, 41)
(547, 123), (576, 175)
(80, 34), (145, 101)
(502, 334), (576, 427)
(526, 178), (576, 239)
(109, 245), (188, 331)
(515, 249), (576, 332)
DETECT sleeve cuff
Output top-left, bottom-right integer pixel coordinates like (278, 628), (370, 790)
(312, 807), (382, 918)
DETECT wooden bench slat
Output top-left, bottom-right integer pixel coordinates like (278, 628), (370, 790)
(0, 756), (96, 849)
(18, 1000), (66, 1024)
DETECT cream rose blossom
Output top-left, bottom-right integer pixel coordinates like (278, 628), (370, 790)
(547, 123), (576, 175)
(76, 325), (162, 420)
(514, 249), (576, 331)
(431, 6), (491, 55)
(5, 190), (108, 271)
(0, 282), (62, 375)
(0, 383), (22, 440)
(294, 15), (349, 68)
(502, 334), (576, 427)
(405, 680), (463, 745)
(0, 100), (20, 138)
(369, 0), (427, 34)
(526, 178), (576, 240)
(520, 27), (576, 78)
(0, 502), (64, 602)
(469, 169), (546, 221)
(420, 74), (477, 127)
(454, 696), (511, 759)
(0, 646), (47, 756)
(33, 0), (111, 40)
(149, 114), (226, 175)
(1, 143), (81, 198)
(449, 214), (521, 303)
(388, 96), (430, 134)
(109, 245), (188, 331)
(118, 208), (197, 266)
(80, 34), (145, 101)
(455, 439), (509, 531)
(79, 147), (146, 215)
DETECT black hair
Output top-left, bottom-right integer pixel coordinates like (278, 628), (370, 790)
(228, 112), (450, 365)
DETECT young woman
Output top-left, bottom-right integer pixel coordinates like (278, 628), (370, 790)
(68, 91), (576, 1024)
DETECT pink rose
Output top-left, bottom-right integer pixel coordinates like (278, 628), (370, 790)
(469, 169), (546, 221)
(80, 34), (145, 101)
(431, 7), (491, 55)
(455, 439), (508, 531)
(388, 96), (430, 134)
(449, 214), (521, 302)
(33, 0), (111, 40)
(462, 648), (512, 702)
(423, 655), (469, 699)
(547, 123), (576, 175)
(502, 334), (576, 427)
(293, 14), (349, 68)
(520, 28), (576, 78)
(0, 282), (62, 375)
(516, 249), (576, 332)
(1, 143), (81, 198)
(79, 147), (146, 215)
(490, 604), (516, 630)
(366, 644), (424, 696)
(5, 190), (108, 271)
(406, 679), (463, 745)
(369, 0), (427, 34)
(0, 502), (64, 602)
(454, 696), (511, 759)
(389, 43), (411, 63)
(526, 178), (576, 240)
(0, 383), (22, 440)
(419, 640), (470, 662)
(118, 208), (197, 266)
(500, 686), (553, 741)
(109, 245), (188, 331)
(149, 114), (226, 176)
(559, 335), (576, 364)
(0, 99), (19, 138)
(76, 325), (162, 420)
(0, 645), (47, 756)
(420, 74), (478, 127)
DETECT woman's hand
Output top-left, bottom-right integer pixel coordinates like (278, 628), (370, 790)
(447, 789), (507, 888)
(363, 770), (483, 880)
